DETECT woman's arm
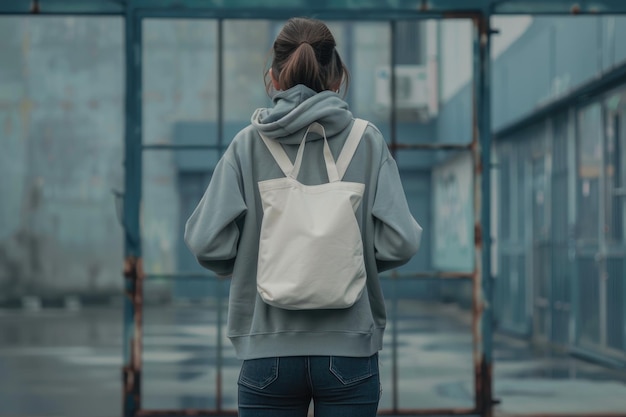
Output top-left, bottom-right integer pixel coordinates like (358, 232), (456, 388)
(184, 157), (247, 277)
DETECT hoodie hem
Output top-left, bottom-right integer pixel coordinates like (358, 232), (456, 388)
(229, 327), (385, 360)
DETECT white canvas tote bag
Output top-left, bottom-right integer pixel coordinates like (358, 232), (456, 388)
(257, 119), (369, 310)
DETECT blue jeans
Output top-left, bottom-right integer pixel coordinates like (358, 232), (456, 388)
(238, 354), (380, 417)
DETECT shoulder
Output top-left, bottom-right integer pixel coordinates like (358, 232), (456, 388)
(353, 118), (390, 158)
(224, 124), (260, 159)
(231, 124), (259, 146)
(353, 118), (384, 142)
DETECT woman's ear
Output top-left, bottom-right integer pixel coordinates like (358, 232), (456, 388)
(269, 68), (280, 91)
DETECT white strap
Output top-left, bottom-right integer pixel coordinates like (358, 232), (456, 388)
(259, 133), (293, 177)
(291, 123), (339, 182)
(336, 119), (368, 179)
(259, 119), (367, 182)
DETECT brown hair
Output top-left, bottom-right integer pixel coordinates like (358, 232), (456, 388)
(265, 17), (350, 95)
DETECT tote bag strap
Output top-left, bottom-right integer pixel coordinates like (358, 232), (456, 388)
(336, 118), (368, 180)
(291, 123), (338, 182)
(259, 132), (294, 177)
(259, 118), (367, 181)
(259, 122), (339, 182)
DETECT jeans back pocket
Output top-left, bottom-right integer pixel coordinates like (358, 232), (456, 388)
(238, 357), (279, 390)
(329, 354), (378, 385)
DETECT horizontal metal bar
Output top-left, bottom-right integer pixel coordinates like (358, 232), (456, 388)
(132, 0), (626, 16)
(498, 412), (626, 417)
(147, 272), (475, 281)
(144, 141), (471, 152)
(6, 0), (626, 17)
(0, 10), (123, 16)
(137, 407), (479, 416)
(492, 0), (626, 15)
(0, 0), (123, 15)
(144, 273), (222, 280)
(143, 142), (472, 152)
(134, 8), (451, 21)
(378, 407), (478, 415)
(142, 144), (222, 150)
(382, 271), (475, 280)
(391, 142), (472, 151)
(137, 410), (237, 417)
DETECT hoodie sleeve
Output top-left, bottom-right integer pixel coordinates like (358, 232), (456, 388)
(184, 157), (247, 277)
(372, 156), (423, 272)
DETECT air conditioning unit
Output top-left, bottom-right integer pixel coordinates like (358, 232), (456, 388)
(375, 65), (431, 120)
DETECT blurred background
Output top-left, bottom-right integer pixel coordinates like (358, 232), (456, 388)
(1, 1), (626, 416)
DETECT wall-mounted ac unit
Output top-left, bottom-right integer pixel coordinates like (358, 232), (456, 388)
(375, 65), (429, 111)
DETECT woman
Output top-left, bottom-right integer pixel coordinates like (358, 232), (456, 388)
(185, 17), (422, 417)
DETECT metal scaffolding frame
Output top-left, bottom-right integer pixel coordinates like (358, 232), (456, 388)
(2, 1), (626, 417)
(4, 0), (626, 15)
(119, 9), (495, 417)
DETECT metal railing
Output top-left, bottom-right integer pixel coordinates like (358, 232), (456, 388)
(120, 9), (495, 417)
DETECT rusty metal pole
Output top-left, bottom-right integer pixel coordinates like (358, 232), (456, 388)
(471, 14), (494, 417)
(123, 257), (144, 417)
(391, 270), (399, 414)
(122, 7), (143, 417)
(216, 279), (224, 412)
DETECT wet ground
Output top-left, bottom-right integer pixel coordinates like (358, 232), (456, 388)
(1, 299), (625, 416)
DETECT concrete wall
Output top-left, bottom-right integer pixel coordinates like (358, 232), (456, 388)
(0, 17), (125, 300)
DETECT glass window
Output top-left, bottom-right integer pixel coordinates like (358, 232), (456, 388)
(346, 22), (392, 138)
(142, 19), (218, 146)
(577, 103), (602, 241)
(604, 88), (626, 243)
(141, 18), (221, 278)
(223, 19), (274, 127)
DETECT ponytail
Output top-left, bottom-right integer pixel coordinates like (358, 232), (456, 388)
(276, 43), (324, 92)
(266, 18), (349, 95)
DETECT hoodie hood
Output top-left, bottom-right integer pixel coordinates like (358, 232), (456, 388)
(251, 84), (353, 145)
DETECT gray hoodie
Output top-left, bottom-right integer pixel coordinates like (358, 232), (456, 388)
(185, 85), (422, 360)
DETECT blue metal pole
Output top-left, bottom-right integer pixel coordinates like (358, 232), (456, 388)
(216, 18), (224, 412)
(477, 14), (494, 417)
(470, 12), (494, 417)
(122, 7), (143, 417)
(217, 18), (224, 156)
(390, 19), (398, 159)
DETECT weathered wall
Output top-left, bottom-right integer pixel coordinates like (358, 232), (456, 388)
(0, 17), (125, 299)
